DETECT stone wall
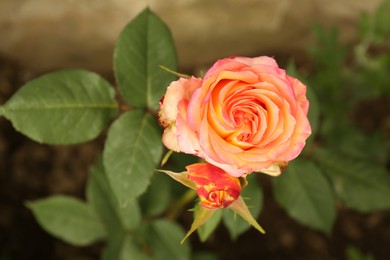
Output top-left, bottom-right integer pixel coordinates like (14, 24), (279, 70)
(0, 0), (384, 73)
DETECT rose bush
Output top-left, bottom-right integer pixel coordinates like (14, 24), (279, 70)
(159, 56), (311, 177)
(186, 163), (241, 209)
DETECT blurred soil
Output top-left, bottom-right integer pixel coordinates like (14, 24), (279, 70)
(0, 56), (389, 260)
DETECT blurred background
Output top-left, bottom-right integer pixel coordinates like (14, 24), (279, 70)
(0, 0), (389, 259)
(0, 0), (384, 73)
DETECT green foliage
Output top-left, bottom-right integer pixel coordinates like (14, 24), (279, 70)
(223, 174), (263, 240)
(332, 126), (389, 164)
(358, 0), (390, 44)
(227, 196), (265, 235)
(303, 0), (390, 218)
(87, 158), (124, 236)
(1, 2), (389, 259)
(144, 220), (191, 260)
(87, 158), (141, 235)
(140, 172), (172, 217)
(114, 8), (178, 110)
(313, 148), (390, 212)
(353, 1), (390, 99)
(103, 110), (163, 206)
(192, 252), (219, 260)
(102, 232), (146, 260)
(346, 245), (375, 260)
(309, 25), (347, 106)
(182, 205), (217, 243)
(0, 70), (117, 144)
(6, 8), (185, 258)
(26, 196), (106, 246)
(198, 207), (223, 242)
(273, 158), (336, 234)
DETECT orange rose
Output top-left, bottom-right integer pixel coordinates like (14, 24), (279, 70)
(186, 163), (241, 209)
(159, 56), (311, 177)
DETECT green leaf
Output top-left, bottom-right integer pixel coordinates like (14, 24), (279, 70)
(87, 158), (123, 236)
(197, 207), (223, 242)
(116, 200), (142, 232)
(336, 127), (389, 165)
(313, 148), (390, 212)
(223, 174), (263, 240)
(2, 70), (117, 144)
(103, 110), (163, 207)
(140, 172), (172, 217)
(102, 232), (148, 260)
(27, 195), (106, 246)
(146, 220), (191, 260)
(86, 158), (141, 235)
(272, 158), (336, 234)
(114, 8), (177, 110)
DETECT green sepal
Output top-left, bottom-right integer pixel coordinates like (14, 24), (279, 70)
(160, 150), (174, 166)
(159, 65), (190, 79)
(157, 169), (196, 190)
(229, 196), (266, 234)
(181, 205), (216, 244)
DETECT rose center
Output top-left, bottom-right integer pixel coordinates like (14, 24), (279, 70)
(201, 190), (235, 208)
(229, 98), (264, 143)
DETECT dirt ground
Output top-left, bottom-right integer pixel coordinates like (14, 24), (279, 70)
(0, 56), (389, 260)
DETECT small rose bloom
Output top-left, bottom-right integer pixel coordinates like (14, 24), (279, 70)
(159, 56), (311, 177)
(186, 163), (241, 209)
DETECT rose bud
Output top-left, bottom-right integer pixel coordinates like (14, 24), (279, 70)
(186, 163), (241, 209)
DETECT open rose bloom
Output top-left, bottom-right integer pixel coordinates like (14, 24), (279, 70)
(159, 56), (311, 177)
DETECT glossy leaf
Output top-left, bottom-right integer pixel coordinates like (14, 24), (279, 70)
(116, 199), (142, 232)
(140, 172), (172, 217)
(114, 8), (177, 110)
(87, 158), (141, 234)
(87, 158), (123, 236)
(313, 148), (390, 212)
(27, 196), (106, 246)
(336, 128), (389, 165)
(273, 158), (336, 234)
(1, 70), (117, 144)
(223, 174), (263, 240)
(147, 220), (191, 260)
(102, 232), (147, 260)
(103, 110), (163, 207)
